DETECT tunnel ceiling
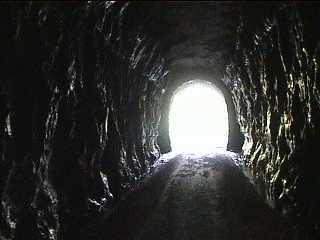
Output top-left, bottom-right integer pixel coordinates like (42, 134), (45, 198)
(154, 2), (238, 76)
(1, 2), (320, 239)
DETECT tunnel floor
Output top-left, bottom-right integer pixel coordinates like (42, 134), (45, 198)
(100, 151), (295, 240)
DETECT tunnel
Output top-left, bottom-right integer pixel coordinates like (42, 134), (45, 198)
(168, 79), (229, 153)
(1, 2), (320, 240)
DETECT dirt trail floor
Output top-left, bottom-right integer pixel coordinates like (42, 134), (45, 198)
(99, 151), (295, 240)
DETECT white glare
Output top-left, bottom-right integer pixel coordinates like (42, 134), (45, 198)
(169, 81), (228, 153)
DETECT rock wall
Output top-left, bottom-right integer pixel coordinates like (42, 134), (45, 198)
(226, 3), (320, 237)
(1, 2), (320, 239)
(0, 2), (168, 239)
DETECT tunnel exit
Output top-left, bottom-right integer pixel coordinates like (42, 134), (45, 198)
(169, 80), (228, 153)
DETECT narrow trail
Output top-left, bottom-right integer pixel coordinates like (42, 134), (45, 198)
(101, 151), (295, 240)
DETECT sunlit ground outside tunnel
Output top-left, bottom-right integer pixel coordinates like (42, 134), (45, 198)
(169, 80), (228, 154)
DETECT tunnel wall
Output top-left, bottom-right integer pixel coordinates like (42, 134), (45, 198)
(1, 2), (320, 239)
(226, 3), (320, 237)
(0, 2), (168, 239)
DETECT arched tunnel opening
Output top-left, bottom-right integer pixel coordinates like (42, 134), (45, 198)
(169, 80), (228, 153)
(1, 2), (320, 240)
(157, 68), (244, 155)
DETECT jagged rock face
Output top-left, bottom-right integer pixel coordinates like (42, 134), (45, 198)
(0, 2), (168, 239)
(226, 3), (320, 238)
(1, 2), (320, 240)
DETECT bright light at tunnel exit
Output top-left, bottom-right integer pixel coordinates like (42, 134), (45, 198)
(169, 81), (228, 153)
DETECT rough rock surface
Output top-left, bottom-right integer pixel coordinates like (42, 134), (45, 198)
(226, 3), (320, 238)
(0, 2), (168, 239)
(0, 2), (320, 239)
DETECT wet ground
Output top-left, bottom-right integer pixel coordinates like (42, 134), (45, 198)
(100, 151), (295, 240)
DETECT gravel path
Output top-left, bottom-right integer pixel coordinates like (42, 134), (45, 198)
(101, 151), (295, 240)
